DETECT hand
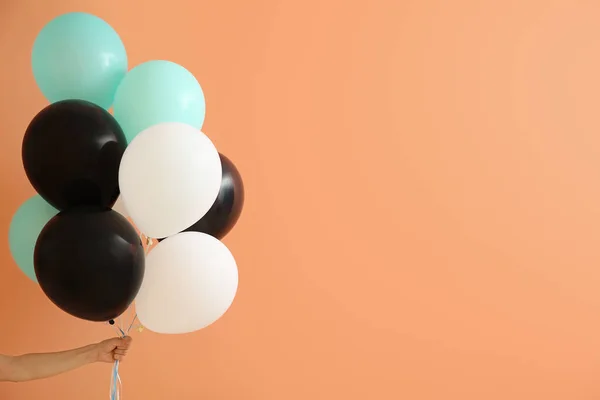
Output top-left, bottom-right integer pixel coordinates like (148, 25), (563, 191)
(95, 337), (133, 363)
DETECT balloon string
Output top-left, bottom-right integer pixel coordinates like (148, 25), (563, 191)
(109, 360), (121, 400)
(109, 313), (137, 400)
(125, 314), (137, 333)
(110, 232), (150, 400)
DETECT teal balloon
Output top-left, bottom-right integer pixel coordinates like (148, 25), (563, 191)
(8, 196), (58, 282)
(113, 60), (206, 143)
(32, 12), (127, 109)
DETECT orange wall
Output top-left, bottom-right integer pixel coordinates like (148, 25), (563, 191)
(2, 0), (600, 399)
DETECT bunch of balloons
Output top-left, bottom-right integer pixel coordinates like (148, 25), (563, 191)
(8, 12), (244, 334)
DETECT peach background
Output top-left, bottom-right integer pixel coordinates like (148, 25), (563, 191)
(2, 0), (600, 399)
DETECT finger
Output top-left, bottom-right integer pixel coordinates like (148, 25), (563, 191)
(114, 349), (128, 356)
(114, 354), (124, 361)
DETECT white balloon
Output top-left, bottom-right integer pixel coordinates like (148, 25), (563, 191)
(136, 232), (238, 334)
(119, 122), (222, 238)
(112, 196), (128, 218)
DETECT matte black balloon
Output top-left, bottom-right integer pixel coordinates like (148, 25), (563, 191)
(34, 208), (145, 322)
(159, 154), (244, 242)
(22, 100), (127, 210)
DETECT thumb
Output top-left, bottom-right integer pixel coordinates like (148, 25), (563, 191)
(117, 336), (132, 349)
(104, 337), (123, 348)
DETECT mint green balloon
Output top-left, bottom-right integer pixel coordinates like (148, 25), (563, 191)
(32, 12), (127, 109)
(113, 60), (206, 143)
(9, 196), (58, 282)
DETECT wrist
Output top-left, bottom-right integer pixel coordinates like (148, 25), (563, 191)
(81, 344), (100, 364)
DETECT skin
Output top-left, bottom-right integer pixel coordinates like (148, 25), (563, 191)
(0, 337), (132, 383)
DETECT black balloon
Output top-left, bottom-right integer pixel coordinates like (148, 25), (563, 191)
(22, 100), (127, 210)
(34, 208), (145, 322)
(183, 153), (244, 239)
(158, 153), (244, 241)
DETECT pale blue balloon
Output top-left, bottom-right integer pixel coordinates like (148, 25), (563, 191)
(8, 196), (58, 282)
(113, 60), (206, 143)
(32, 12), (127, 109)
